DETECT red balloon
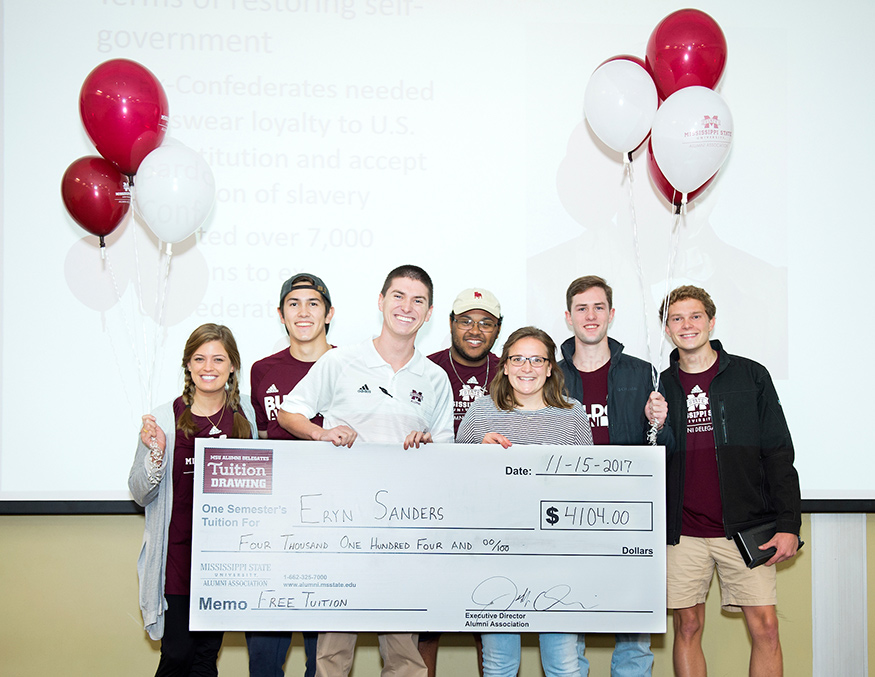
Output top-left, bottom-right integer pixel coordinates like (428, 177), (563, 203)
(61, 156), (130, 239)
(646, 139), (715, 207)
(645, 9), (727, 100)
(79, 59), (169, 175)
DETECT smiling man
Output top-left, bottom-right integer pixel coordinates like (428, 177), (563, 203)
(558, 275), (671, 677)
(246, 273), (334, 677)
(659, 285), (800, 677)
(428, 288), (502, 435)
(278, 264), (453, 677)
(421, 287), (502, 676)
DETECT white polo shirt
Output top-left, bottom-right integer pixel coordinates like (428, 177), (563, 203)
(280, 338), (454, 444)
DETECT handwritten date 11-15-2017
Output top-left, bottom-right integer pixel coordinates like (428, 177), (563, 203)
(543, 454), (640, 475)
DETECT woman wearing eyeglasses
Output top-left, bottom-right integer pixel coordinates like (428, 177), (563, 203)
(457, 326), (593, 677)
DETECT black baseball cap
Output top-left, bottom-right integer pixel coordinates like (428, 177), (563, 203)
(279, 273), (332, 309)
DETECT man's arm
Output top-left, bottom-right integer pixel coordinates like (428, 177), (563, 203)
(757, 366), (802, 537)
(278, 349), (358, 448)
(427, 371), (455, 444)
(277, 410), (357, 448)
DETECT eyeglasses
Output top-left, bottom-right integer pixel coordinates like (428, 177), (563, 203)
(453, 317), (498, 332)
(507, 355), (549, 368)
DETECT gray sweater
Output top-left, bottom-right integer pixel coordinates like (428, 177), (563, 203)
(128, 398), (257, 640)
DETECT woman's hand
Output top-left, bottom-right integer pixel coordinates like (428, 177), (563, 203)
(140, 415), (166, 459)
(482, 432), (512, 448)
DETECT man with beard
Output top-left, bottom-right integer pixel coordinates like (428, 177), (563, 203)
(428, 288), (503, 435)
(420, 287), (502, 676)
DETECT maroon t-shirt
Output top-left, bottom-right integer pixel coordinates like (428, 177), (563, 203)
(250, 347), (329, 440)
(166, 396), (237, 595)
(678, 357), (724, 537)
(428, 349), (500, 435)
(577, 360), (611, 445)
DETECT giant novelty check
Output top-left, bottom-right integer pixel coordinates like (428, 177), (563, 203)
(190, 440), (666, 633)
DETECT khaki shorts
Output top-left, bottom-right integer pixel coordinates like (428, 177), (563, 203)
(666, 535), (777, 612)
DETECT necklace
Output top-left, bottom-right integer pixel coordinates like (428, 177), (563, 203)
(447, 348), (490, 390)
(192, 393), (226, 435)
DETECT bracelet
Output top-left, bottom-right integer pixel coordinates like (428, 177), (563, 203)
(147, 438), (164, 485)
(148, 437), (163, 461)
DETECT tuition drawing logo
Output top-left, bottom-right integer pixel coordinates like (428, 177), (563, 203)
(203, 448), (273, 495)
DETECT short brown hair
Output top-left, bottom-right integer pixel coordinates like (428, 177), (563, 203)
(489, 326), (571, 411)
(659, 285), (717, 322)
(566, 275), (613, 311)
(380, 264), (433, 307)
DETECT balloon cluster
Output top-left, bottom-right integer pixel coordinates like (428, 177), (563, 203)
(583, 9), (732, 208)
(61, 59), (215, 250)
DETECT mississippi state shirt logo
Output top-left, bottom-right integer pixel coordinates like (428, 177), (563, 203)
(460, 377), (486, 402)
(409, 389), (423, 405)
(686, 385), (713, 434)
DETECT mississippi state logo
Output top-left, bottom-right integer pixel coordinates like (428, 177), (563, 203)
(701, 114), (721, 129)
(410, 389), (423, 405)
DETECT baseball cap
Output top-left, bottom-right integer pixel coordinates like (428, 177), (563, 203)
(279, 273), (332, 309)
(451, 288), (501, 319)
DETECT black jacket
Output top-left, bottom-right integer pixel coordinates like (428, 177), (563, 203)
(661, 340), (801, 543)
(559, 336), (673, 448)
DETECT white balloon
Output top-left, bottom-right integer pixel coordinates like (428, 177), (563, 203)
(584, 59), (658, 154)
(134, 143), (216, 243)
(651, 86), (733, 195)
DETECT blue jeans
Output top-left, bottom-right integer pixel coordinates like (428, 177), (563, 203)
(245, 631), (318, 677)
(482, 633), (578, 677)
(577, 633), (652, 676)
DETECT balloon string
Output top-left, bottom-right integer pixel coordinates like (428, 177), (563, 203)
(128, 201), (170, 412)
(626, 156), (661, 446)
(145, 243), (173, 410)
(654, 202), (685, 393)
(130, 215), (154, 410)
(101, 304), (138, 426)
(105, 247), (151, 411)
(626, 155), (656, 384)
